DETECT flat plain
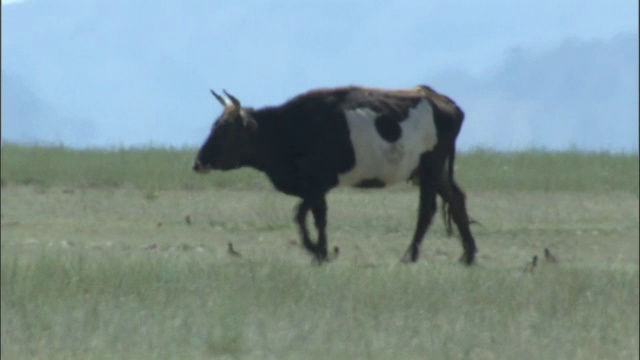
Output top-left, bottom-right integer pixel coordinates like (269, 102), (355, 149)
(1, 145), (638, 359)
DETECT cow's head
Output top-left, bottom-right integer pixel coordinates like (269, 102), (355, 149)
(193, 90), (257, 173)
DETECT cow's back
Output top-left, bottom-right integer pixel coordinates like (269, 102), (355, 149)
(335, 87), (441, 187)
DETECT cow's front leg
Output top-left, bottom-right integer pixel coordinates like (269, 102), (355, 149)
(310, 196), (328, 260)
(295, 196), (330, 261)
(294, 200), (316, 255)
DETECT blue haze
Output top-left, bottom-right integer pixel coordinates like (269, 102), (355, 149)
(1, 1), (638, 151)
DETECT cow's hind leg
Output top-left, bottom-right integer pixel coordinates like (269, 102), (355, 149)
(403, 154), (439, 263)
(438, 179), (477, 265)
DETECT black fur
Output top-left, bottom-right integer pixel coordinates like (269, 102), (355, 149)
(374, 114), (402, 143)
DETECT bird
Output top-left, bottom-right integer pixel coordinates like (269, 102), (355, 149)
(142, 243), (158, 251)
(184, 215), (192, 225)
(544, 248), (558, 263)
(228, 242), (242, 257)
(524, 255), (538, 273)
(60, 240), (74, 248)
(175, 243), (191, 251)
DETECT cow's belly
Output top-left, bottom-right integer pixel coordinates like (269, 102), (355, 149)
(338, 100), (438, 187)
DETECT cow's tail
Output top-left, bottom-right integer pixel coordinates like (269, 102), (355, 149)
(440, 148), (481, 237)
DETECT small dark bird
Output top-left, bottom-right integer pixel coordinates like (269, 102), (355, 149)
(142, 243), (158, 251)
(60, 240), (74, 248)
(175, 243), (191, 251)
(228, 242), (242, 257)
(524, 255), (538, 273)
(332, 246), (340, 259)
(185, 215), (192, 225)
(544, 248), (558, 263)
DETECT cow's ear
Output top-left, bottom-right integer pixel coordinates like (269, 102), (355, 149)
(243, 117), (258, 133)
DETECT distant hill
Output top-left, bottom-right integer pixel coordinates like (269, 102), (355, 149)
(432, 34), (639, 151)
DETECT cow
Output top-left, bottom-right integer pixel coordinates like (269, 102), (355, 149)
(193, 85), (478, 265)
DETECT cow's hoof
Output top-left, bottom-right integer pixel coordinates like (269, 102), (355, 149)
(459, 252), (475, 266)
(400, 249), (418, 263)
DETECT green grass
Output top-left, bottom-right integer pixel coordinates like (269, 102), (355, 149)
(0, 144), (268, 191)
(1, 144), (638, 192)
(456, 148), (639, 192)
(2, 249), (637, 359)
(1, 145), (639, 359)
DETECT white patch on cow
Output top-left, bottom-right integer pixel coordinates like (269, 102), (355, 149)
(338, 100), (438, 187)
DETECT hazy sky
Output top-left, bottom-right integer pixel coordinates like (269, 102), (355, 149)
(1, 0), (638, 151)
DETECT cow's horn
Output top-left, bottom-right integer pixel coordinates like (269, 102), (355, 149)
(223, 90), (241, 109)
(210, 89), (227, 107)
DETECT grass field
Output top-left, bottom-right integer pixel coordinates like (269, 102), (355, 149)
(1, 144), (639, 359)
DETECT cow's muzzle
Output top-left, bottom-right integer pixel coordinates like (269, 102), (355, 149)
(192, 160), (211, 174)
